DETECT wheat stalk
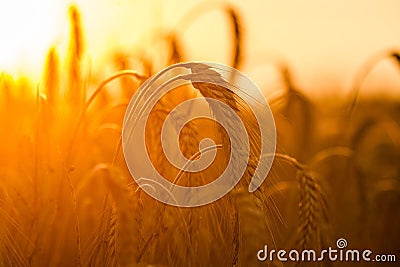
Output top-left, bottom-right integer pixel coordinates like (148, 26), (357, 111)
(348, 49), (400, 116)
(43, 47), (60, 110)
(67, 70), (146, 161)
(67, 5), (85, 108)
(233, 188), (271, 266)
(0, 206), (29, 267)
(176, 2), (243, 68)
(225, 7), (242, 68)
(273, 153), (327, 253)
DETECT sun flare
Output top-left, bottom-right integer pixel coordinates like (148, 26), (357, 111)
(0, 0), (67, 78)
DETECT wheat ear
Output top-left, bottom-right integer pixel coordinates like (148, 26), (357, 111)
(274, 153), (327, 252)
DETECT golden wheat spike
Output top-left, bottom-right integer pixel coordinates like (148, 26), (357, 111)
(225, 6), (242, 69)
(167, 33), (184, 64)
(43, 47), (60, 108)
(67, 5), (85, 108)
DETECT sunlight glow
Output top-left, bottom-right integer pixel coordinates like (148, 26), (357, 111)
(0, 0), (400, 96)
(0, 0), (67, 78)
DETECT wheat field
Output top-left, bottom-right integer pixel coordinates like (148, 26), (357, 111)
(0, 3), (399, 267)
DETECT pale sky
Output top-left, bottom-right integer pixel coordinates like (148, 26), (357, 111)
(1, 0), (400, 97)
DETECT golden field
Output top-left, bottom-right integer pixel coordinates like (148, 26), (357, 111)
(0, 2), (399, 266)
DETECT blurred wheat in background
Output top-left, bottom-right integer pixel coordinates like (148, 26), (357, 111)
(0, 1), (399, 266)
